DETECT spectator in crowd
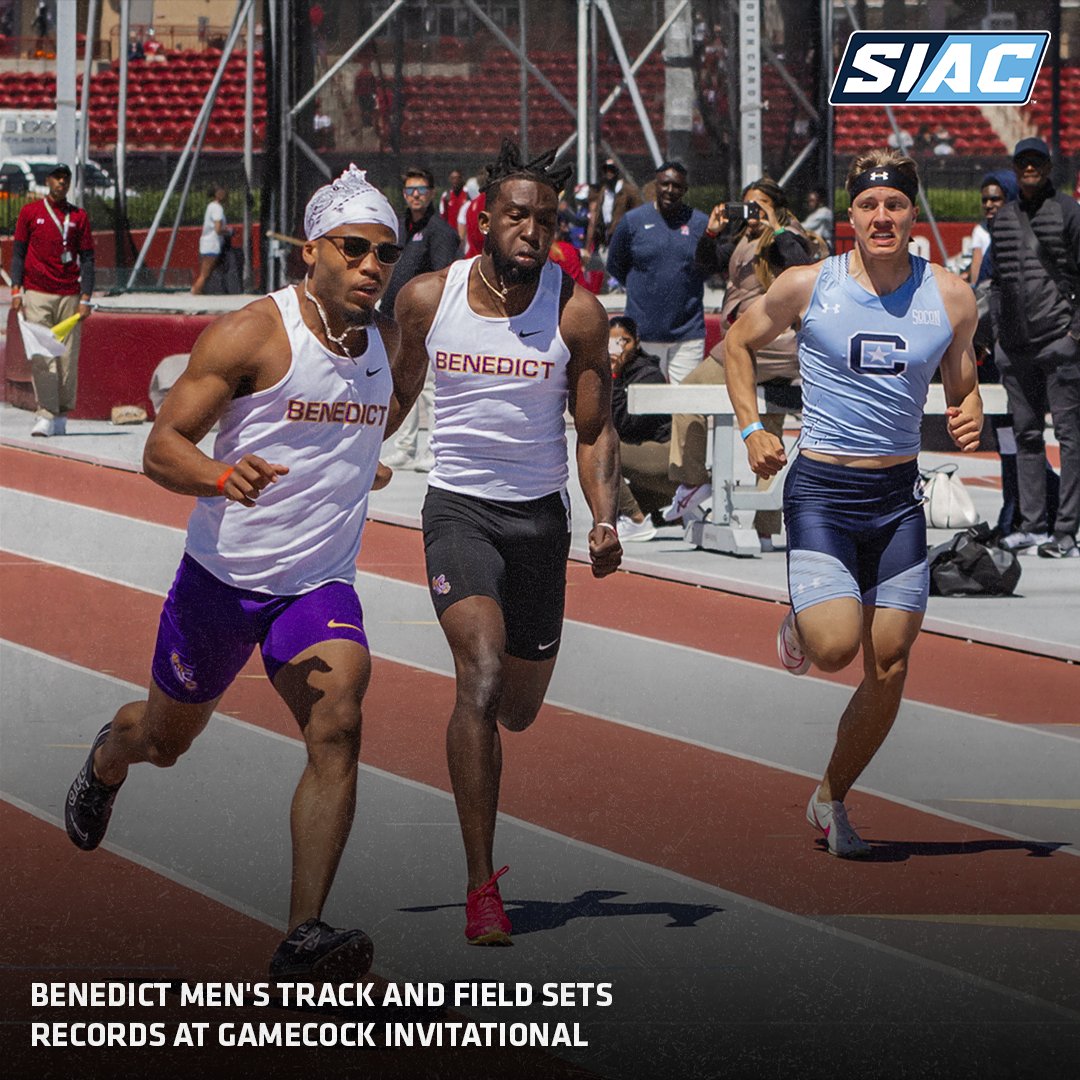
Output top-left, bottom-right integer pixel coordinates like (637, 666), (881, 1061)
(886, 126), (914, 151)
(382, 166), (459, 471)
(11, 163), (95, 438)
(692, 10), (708, 64)
(32, 2), (51, 54)
(663, 178), (819, 544)
(127, 31), (145, 62)
(312, 98), (334, 150)
(193, 185), (228, 295)
(354, 61), (377, 129)
(609, 315), (677, 541)
(308, 1), (328, 68)
(586, 158), (641, 253)
(801, 188), (833, 250)
(459, 186), (486, 258)
(915, 123), (935, 156)
(439, 168), (470, 230)
(933, 133), (955, 157)
(143, 27), (164, 59)
(971, 169), (1061, 539)
(606, 161), (710, 384)
(549, 227), (587, 287)
(989, 137), (1080, 558)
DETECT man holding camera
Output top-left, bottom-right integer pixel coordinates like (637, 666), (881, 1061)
(606, 162), (709, 385)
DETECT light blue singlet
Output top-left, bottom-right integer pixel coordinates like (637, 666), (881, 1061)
(797, 252), (953, 457)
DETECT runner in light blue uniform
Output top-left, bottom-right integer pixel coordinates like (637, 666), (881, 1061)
(724, 150), (983, 858)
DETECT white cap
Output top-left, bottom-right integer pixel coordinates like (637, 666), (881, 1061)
(303, 163), (398, 242)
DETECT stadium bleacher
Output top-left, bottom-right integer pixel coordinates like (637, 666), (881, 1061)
(0, 49), (268, 151)
(4, 44), (1076, 158)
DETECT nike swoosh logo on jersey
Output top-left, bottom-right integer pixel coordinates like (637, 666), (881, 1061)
(518, 330), (543, 339)
(643, 223), (656, 229)
(328, 619), (364, 632)
(365, 366), (383, 376)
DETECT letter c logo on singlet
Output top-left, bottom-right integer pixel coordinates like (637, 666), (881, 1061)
(848, 332), (908, 376)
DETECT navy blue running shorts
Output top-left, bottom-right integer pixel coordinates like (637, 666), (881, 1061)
(783, 455), (929, 614)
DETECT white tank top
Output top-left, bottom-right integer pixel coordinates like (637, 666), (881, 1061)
(426, 257), (572, 501)
(185, 285), (392, 594)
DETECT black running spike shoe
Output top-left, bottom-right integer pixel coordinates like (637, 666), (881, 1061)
(65, 723), (124, 851)
(269, 919), (375, 981)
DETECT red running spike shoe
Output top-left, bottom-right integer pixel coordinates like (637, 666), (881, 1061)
(465, 865), (512, 946)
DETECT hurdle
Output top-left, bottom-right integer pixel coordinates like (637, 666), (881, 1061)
(628, 382), (1009, 557)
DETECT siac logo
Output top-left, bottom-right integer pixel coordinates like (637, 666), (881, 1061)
(830, 31), (1049, 106)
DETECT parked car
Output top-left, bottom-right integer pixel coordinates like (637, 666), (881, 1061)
(0, 156), (130, 200)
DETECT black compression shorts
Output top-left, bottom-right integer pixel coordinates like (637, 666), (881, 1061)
(421, 486), (572, 661)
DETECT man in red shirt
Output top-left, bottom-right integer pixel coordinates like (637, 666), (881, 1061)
(11, 163), (95, 437)
(459, 190), (486, 257)
(439, 168), (470, 229)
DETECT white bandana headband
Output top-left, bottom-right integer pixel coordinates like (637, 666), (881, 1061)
(303, 164), (399, 242)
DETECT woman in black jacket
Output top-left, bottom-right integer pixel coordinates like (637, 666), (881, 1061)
(609, 315), (678, 541)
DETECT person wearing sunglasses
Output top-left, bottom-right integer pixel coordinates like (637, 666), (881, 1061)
(394, 139), (622, 947)
(381, 166), (461, 472)
(63, 165), (406, 982)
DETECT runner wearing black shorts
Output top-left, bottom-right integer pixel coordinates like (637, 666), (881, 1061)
(394, 140), (622, 944)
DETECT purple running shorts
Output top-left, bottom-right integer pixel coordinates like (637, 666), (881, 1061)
(151, 554), (369, 704)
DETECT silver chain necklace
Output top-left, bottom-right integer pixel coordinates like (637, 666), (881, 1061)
(303, 279), (361, 358)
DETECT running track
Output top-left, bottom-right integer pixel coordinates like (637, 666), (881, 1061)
(2, 446), (1079, 1079)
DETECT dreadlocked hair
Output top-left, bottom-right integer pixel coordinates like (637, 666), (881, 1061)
(483, 138), (574, 203)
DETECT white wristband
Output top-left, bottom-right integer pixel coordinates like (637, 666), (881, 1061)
(595, 522), (617, 534)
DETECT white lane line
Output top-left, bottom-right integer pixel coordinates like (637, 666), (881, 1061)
(4, 640), (1080, 1025)
(5, 510), (1077, 753)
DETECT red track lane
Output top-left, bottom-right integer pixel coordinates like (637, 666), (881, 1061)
(0, 801), (594, 1079)
(2, 446), (1078, 725)
(3, 553), (1077, 919)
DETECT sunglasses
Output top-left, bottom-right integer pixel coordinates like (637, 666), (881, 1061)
(404, 185), (431, 196)
(322, 234), (403, 265)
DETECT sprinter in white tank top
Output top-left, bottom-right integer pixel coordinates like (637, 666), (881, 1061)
(725, 150), (983, 859)
(63, 166), (410, 979)
(394, 141), (622, 945)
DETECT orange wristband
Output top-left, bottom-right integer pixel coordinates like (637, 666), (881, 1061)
(215, 466), (235, 494)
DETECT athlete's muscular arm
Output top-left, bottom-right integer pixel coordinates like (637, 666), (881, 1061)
(389, 270), (446, 438)
(563, 285), (623, 578)
(144, 300), (289, 506)
(934, 268), (983, 452)
(725, 264), (818, 478)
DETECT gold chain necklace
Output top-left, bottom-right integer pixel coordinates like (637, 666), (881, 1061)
(476, 260), (512, 305)
(303, 278), (361, 359)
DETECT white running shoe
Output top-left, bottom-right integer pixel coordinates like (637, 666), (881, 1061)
(31, 416), (54, 437)
(776, 609), (810, 676)
(807, 795), (872, 858)
(1000, 530), (1051, 554)
(661, 482), (711, 523)
(380, 448), (415, 469)
(616, 514), (657, 543)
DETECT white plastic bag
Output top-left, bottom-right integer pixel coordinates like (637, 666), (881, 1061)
(921, 463), (979, 529)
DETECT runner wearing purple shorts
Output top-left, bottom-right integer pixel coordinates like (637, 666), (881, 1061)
(63, 166), (407, 979)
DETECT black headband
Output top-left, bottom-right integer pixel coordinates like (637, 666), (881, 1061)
(849, 165), (919, 205)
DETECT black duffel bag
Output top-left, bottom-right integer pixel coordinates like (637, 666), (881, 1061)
(928, 522), (1021, 597)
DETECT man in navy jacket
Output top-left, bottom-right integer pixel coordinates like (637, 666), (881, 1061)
(606, 162), (709, 384)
